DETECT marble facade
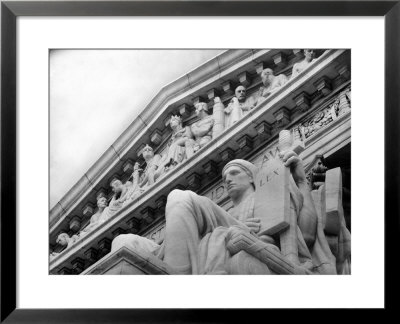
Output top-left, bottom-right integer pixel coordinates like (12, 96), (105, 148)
(50, 49), (351, 275)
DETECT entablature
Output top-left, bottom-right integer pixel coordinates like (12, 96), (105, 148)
(49, 49), (351, 274)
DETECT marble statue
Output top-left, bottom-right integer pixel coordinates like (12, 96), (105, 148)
(224, 85), (256, 128)
(97, 178), (138, 222)
(257, 68), (288, 104)
(158, 153), (347, 274)
(111, 233), (161, 255)
(50, 232), (79, 259)
(139, 145), (162, 188)
(161, 115), (192, 171)
(80, 166), (143, 239)
(109, 179), (134, 210)
(185, 102), (215, 158)
(291, 49), (316, 79)
(78, 196), (108, 238)
(126, 162), (144, 199)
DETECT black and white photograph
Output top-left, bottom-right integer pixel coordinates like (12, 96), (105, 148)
(49, 49), (352, 276)
(3, 2), (394, 316)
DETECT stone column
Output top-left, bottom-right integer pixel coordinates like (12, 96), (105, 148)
(212, 97), (225, 138)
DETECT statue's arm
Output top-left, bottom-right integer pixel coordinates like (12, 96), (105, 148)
(279, 74), (289, 86)
(282, 151), (317, 247)
(296, 182), (317, 247)
(291, 63), (300, 79)
(224, 101), (233, 114)
(139, 173), (149, 187)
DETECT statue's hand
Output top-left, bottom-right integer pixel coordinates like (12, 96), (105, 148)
(231, 97), (239, 104)
(133, 162), (141, 172)
(281, 151), (307, 186)
(244, 217), (261, 234)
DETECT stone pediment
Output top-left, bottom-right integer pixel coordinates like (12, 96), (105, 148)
(49, 49), (351, 275)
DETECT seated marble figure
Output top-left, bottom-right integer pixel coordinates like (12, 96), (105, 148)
(185, 102), (215, 158)
(291, 49), (317, 79)
(256, 68), (288, 104)
(224, 85), (257, 129)
(106, 178), (138, 215)
(78, 196), (109, 238)
(159, 115), (192, 172)
(96, 172), (143, 224)
(139, 145), (163, 188)
(50, 232), (80, 259)
(112, 150), (350, 274)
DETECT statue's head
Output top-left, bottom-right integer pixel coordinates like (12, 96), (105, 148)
(194, 102), (208, 116)
(110, 179), (123, 193)
(56, 233), (70, 246)
(304, 49), (315, 61)
(260, 68), (275, 86)
(170, 115), (182, 128)
(141, 144), (154, 160)
(235, 85), (247, 103)
(96, 196), (107, 209)
(222, 159), (257, 198)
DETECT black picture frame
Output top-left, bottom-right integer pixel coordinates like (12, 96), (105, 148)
(1, 1), (398, 322)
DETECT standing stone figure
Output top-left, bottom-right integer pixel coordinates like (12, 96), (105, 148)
(224, 85), (256, 129)
(257, 68), (288, 104)
(291, 49), (317, 79)
(126, 162), (144, 200)
(161, 115), (192, 171)
(139, 145), (162, 188)
(185, 102), (215, 158)
(159, 153), (348, 274)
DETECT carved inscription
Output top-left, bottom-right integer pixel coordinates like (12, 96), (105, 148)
(254, 156), (290, 236)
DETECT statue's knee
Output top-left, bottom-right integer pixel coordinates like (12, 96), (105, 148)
(111, 233), (135, 252)
(166, 189), (194, 221)
(167, 189), (192, 203)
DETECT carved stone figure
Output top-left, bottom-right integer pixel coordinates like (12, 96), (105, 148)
(78, 196), (108, 238)
(158, 153), (348, 274)
(139, 145), (162, 188)
(224, 85), (256, 128)
(185, 102), (215, 158)
(161, 115), (191, 171)
(291, 49), (316, 79)
(50, 232), (80, 259)
(57, 232), (79, 248)
(257, 68), (288, 104)
(212, 97), (225, 138)
(100, 178), (136, 220)
(126, 162), (145, 199)
(111, 233), (161, 255)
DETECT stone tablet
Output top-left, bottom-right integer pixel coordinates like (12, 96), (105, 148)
(254, 156), (291, 236)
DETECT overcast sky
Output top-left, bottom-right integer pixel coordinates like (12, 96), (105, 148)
(50, 49), (224, 209)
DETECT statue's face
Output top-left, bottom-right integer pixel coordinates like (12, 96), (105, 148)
(97, 197), (107, 208)
(142, 146), (154, 160)
(222, 165), (254, 197)
(111, 180), (123, 193)
(235, 86), (247, 102)
(304, 49), (315, 60)
(57, 234), (68, 246)
(261, 69), (274, 85)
